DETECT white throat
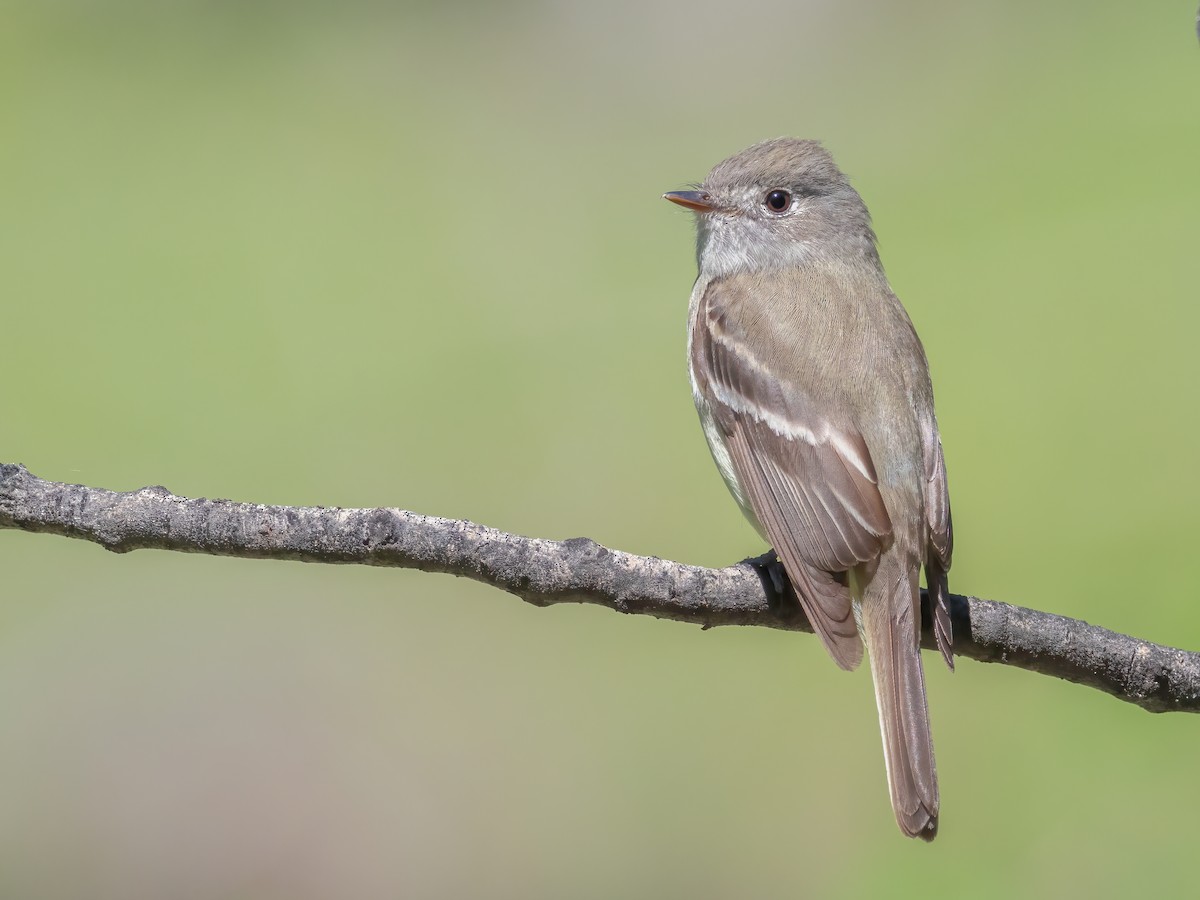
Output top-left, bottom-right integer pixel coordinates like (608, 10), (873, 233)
(697, 213), (816, 279)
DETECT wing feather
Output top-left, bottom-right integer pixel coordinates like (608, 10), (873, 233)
(922, 429), (954, 669)
(692, 280), (893, 670)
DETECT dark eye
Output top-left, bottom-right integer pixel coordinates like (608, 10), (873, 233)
(764, 189), (792, 213)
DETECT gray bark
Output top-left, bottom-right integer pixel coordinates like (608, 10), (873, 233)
(2, 462), (1196, 713)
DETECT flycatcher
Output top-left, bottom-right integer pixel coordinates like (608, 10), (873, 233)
(665, 138), (953, 840)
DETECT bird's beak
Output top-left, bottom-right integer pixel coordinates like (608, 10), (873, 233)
(663, 190), (717, 213)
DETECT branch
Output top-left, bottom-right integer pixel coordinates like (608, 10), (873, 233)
(3, 462), (1197, 713)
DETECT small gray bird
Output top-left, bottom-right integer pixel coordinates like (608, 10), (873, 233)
(665, 138), (953, 840)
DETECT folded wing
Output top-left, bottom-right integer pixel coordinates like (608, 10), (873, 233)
(691, 282), (893, 670)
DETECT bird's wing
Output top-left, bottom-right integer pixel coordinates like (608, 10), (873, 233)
(922, 427), (954, 669)
(691, 281), (893, 670)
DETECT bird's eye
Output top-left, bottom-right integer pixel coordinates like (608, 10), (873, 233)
(764, 189), (792, 213)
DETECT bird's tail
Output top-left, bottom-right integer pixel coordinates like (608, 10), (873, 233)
(856, 552), (939, 841)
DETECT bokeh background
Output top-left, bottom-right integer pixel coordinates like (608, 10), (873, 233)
(2, 1), (1199, 897)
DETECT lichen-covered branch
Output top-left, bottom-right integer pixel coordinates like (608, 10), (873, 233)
(2, 462), (1197, 713)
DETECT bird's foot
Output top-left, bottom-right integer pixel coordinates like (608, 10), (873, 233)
(745, 550), (801, 622)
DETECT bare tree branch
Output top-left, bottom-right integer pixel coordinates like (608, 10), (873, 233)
(2, 462), (1197, 713)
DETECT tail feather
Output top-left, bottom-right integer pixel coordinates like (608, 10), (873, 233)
(859, 554), (939, 841)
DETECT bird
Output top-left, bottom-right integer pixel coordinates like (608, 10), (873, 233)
(664, 138), (953, 840)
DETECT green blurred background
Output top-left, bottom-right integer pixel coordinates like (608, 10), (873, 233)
(2, 1), (1198, 897)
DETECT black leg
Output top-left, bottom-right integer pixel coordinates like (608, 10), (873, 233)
(744, 550), (802, 622)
